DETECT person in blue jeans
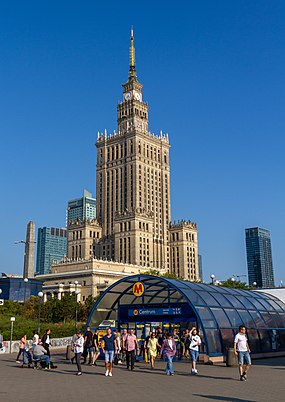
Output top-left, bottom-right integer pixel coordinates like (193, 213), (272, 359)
(189, 327), (201, 375)
(102, 328), (116, 377)
(160, 332), (176, 376)
(234, 325), (251, 381)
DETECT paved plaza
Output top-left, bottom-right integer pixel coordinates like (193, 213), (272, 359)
(0, 352), (284, 402)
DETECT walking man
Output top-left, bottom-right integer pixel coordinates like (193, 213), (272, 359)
(234, 325), (251, 381)
(125, 329), (138, 370)
(102, 328), (116, 377)
(74, 331), (84, 376)
(83, 326), (93, 365)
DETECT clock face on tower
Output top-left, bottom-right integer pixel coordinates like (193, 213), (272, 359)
(134, 92), (141, 101)
(124, 92), (131, 101)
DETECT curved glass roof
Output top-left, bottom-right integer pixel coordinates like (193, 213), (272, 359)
(87, 274), (285, 356)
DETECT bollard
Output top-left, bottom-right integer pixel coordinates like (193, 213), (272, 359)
(226, 348), (238, 367)
(66, 345), (71, 360)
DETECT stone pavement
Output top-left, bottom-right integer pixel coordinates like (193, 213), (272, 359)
(0, 352), (284, 402)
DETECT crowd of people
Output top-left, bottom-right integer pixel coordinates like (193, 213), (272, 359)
(71, 326), (203, 377)
(11, 324), (251, 381)
(15, 329), (57, 370)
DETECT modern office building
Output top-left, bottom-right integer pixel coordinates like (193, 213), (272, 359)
(36, 227), (68, 275)
(245, 227), (275, 288)
(67, 189), (96, 224)
(0, 277), (43, 302)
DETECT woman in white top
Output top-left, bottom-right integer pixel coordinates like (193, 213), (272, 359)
(189, 327), (201, 375)
(115, 332), (122, 364)
(74, 331), (84, 376)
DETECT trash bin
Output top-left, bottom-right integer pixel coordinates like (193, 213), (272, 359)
(226, 348), (238, 367)
(66, 345), (71, 360)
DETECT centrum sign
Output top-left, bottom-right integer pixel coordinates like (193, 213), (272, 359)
(128, 307), (181, 316)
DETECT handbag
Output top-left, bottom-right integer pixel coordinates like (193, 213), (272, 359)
(113, 354), (119, 365)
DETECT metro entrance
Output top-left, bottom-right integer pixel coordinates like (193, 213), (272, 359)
(118, 304), (197, 360)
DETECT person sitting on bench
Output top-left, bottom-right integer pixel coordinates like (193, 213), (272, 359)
(32, 341), (50, 368)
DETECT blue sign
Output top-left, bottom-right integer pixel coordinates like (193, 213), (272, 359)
(128, 307), (181, 317)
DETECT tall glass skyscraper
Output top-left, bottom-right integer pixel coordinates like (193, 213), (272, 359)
(36, 227), (67, 275)
(245, 227), (275, 288)
(67, 189), (96, 224)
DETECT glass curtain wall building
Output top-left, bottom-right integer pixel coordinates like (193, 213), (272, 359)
(87, 275), (285, 358)
(245, 227), (275, 288)
(67, 189), (96, 224)
(36, 227), (67, 275)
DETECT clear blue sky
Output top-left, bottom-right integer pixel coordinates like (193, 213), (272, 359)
(1, 1), (284, 285)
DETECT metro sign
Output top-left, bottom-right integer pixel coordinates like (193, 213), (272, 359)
(132, 282), (145, 297)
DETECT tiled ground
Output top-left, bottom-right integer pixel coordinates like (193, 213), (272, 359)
(0, 352), (284, 402)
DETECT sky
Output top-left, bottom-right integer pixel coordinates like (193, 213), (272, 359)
(1, 1), (285, 285)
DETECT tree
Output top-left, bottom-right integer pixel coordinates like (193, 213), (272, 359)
(220, 278), (249, 290)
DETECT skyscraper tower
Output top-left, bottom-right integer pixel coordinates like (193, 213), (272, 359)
(96, 28), (171, 269)
(23, 220), (36, 278)
(245, 227), (275, 288)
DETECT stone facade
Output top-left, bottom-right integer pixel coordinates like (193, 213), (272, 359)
(39, 30), (199, 300)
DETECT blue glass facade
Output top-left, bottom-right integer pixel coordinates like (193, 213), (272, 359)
(87, 275), (285, 357)
(36, 227), (67, 275)
(0, 278), (43, 302)
(67, 189), (96, 223)
(245, 227), (275, 288)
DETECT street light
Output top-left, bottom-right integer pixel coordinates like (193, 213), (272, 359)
(37, 292), (44, 335)
(210, 274), (215, 285)
(24, 278), (28, 302)
(252, 281), (257, 288)
(10, 317), (15, 353)
(74, 281), (79, 332)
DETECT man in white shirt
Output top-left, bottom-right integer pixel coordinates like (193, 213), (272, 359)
(234, 325), (251, 381)
(74, 331), (84, 376)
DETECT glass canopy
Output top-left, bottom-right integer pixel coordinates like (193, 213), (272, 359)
(87, 274), (285, 356)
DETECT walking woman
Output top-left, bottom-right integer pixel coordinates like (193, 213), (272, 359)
(16, 334), (26, 363)
(189, 327), (201, 375)
(147, 332), (159, 369)
(74, 331), (84, 376)
(160, 332), (176, 376)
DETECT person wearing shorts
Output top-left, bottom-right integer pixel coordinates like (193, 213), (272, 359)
(234, 325), (251, 381)
(102, 328), (116, 377)
(189, 327), (201, 375)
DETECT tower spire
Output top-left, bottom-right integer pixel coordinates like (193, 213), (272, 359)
(129, 26), (136, 79)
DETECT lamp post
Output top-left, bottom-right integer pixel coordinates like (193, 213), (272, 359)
(74, 281), (79, 333)
(37, 292), (44, 335)
(252, 281), (257, 289)
(23, 277), (28, 302)
(10, 317), (15, 353)
(210, 274), (215, 285)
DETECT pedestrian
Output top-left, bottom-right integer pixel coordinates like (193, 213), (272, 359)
(92, 329), (100, 366)
(234, 325), (251, 381)
(121, 328), (128, 363)
(147, 332), (159, 369)
(0, 331), (3, 351)
(189, 327), (201, 375)
(144, 331), (152, 363)
(74, 331), (84, 376)
(16, 334), (26, 363)
(125, 329), (138, 371)
(41, 329), (57, 369)
(184, 329), (190, 358)
(32, 330), (39, 346)
(160, 332), (176, 376)
(115, 331), (122, 364)
(102, 327), (116, 377)
(83, 326), (93, 365)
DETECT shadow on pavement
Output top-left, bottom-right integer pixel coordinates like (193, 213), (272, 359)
(193, 394), (257, 402)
